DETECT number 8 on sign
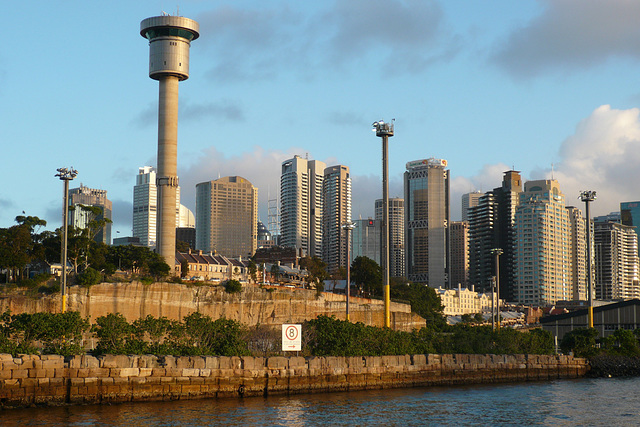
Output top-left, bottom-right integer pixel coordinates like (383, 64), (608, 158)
(282, 324), (301, 351)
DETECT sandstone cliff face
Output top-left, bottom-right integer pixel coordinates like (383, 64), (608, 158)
(0, 283), (426, 331)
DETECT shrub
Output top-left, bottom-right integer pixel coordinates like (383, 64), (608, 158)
(224, 280), (242, 294)
(76, 267), (102, 287)
(560, 328), (600, 357)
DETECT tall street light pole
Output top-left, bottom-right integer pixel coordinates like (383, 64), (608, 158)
(373, 120), (394, 328)
(491, 248), (503, 330)
(55, 167), (78, 313)
(342, 222), (356, 322)
(579, 190), (596, 329)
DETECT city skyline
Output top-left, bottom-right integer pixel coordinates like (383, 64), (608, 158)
(4, 1), (640, 235)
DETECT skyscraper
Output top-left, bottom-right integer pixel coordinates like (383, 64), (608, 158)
(140, 15), (199, 268)
(404, 158), (450, 286)
(280, 156), (326, 257)
(68, 185), (112, 245)
(133, 166), (189, 249)
(566, 206), (588, 301)
(621, 201), (640, 256)
(352, 218), (381, 265)
(467, 170), (522, 299)
(450, 221), (469, 288)
(195, 176), (258, 258)
(514, 179), (570, 306)
(462, 191), (482, 222)
(375, 198), (405, 278)
(322, 165), (351, 273)
(133, 166), (158, 248)
(594, 220), (640, 300)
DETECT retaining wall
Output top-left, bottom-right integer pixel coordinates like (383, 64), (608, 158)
(0, 353), (589, 409)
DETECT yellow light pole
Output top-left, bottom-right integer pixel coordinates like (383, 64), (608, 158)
(491, 248), (503, 330)
(579, 190), (596, 328)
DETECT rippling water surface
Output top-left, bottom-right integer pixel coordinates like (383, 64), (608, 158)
(4, 377), (640, 426)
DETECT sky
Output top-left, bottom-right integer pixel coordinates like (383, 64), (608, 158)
(3, 0), (640, 238)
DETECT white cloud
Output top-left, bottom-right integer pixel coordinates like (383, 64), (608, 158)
(538, 105), (640, 215)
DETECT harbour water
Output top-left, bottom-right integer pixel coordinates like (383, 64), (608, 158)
(4, 376), (640, 426)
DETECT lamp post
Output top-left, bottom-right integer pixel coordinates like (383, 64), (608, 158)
(55, 167), (78, 313)
(373, 119), (394, 328)
(491, 248), (503, 330)
(579, 190), (596, 328)
(342, 221), (357, 321)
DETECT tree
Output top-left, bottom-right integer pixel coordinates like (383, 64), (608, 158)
(350, 256), (382, 296)
(224, 279), (242, 294)
(560, 328), (600, 357)
(299, 256), (328, 288)
(390, 282), (446, 329)
(0, 215), (47, 282)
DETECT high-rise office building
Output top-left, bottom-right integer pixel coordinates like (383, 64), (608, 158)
(594, 220), (640, 300)
(621, 201), (640, 256)
(68, 185), (113, 245)
(133, 166), (188, 249)
(280, 156), (326, 257)
(467, 170), (522, 300)
(195, 176), (258, 258)
(462, 191), (482, 222)
(404, 158), (450, 286)
(352, 218), (381, 265)
(514, 179), (570, 306)
(133, 166), (158, 248)
(566, 206), (588, 301)
(450, 221), (469, 288)
(322, 165), (351, 273)
(375, 198), (405, 278)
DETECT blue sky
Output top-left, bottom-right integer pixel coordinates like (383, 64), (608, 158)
(3, 0), (640, 237)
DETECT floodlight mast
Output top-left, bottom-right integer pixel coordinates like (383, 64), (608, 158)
(55, 167), (78, 313)
(579, 190), (597, 328)
(372, 120), (394, 328)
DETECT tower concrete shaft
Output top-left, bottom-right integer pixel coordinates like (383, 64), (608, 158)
(141, 15), (199, 269)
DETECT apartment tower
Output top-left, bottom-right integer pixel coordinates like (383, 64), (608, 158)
(375, 198), (405, 278)
(514, 179), (570, 306)
(280, 156), (326, 257)
(322, 165), (352, 273)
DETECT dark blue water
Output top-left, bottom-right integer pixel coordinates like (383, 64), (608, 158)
(4, 377), (640, 426)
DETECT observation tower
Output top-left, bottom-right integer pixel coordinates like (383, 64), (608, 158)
(140, 15), (199, 269)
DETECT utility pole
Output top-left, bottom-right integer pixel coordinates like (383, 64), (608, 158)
(579, 191), (596, 328)
(491, 248), (503, 330)
(342, 222), (356, 321)
(372, 120), (394, 328)
(55, 167), (78, 313)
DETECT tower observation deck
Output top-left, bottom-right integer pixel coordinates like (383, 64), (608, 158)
(140, 15), (199, 270)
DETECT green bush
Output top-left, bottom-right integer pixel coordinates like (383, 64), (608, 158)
(76, 267), (102, 287)
(560, 328), (600, 357)
(6, 311), (89, 356)
(224, 280), (242, 294)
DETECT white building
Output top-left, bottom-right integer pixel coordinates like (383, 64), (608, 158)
(133, 166), (191, 249)
(514, 180), (570, 306)
(435, 285), (499, 316)
(322, 165), (352, 273)
(280, 156), (326, 257)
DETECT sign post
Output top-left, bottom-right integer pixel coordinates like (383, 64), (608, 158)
(282, 324), (301, 352)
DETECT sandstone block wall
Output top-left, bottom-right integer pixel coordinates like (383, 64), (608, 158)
(0, 353), (589, 409)
(0, 282), (426, 331)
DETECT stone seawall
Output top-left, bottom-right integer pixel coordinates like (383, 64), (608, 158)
(0, 353), (589, 409)
(0, 282), (425, 331)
